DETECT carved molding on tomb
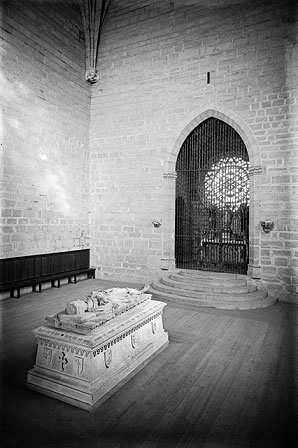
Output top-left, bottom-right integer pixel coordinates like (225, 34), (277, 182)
(249, 165), (262, 176)
(37, 337), (93, 358)
(163, 171), (177, 179)
(79, 0), (112, 83)
(91, 312), (162, 357)
(34, 309), (163, 359)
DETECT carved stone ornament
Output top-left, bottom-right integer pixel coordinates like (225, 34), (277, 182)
(152, 220), (162, 228)
(85, 67), (100, 84)
(42, 348), (52, 366)
(104, 349), (113, 368)
(151, 320), (157, 334)
(260, 220), (274, 233)
(58, 351), (69, 372)
(163, 171), (177, 179)
(75, 356), (84, 375)
(131, 333), (137, 349)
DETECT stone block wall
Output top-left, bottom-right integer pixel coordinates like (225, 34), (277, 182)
(89, 0), (298, 302)
(1, 0), (91, 256)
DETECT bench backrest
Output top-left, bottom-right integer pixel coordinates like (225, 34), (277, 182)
(0, 249), (90, 286)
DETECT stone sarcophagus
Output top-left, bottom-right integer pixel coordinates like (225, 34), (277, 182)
(27, 287), (168, 411)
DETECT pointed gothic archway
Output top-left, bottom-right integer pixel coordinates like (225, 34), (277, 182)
(175, 117), (250, 274)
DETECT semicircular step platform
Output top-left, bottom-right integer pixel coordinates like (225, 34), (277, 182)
(149, 270), (276, 310)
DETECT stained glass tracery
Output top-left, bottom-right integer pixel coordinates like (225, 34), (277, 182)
(204, 156), (249, 212)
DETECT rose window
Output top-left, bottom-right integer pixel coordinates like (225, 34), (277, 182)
(205, 157), (249, 211)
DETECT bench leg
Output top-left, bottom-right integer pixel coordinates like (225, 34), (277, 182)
(52, 279), (60, 288)
(11, 288), (20, 298)
(33, 284), (41, 293)
(73, 275), (77, 284)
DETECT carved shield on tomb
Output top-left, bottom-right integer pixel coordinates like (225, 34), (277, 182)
(58, 351), (68, 372)
(43, 348), (52, 366)
(151, 320), (157, 334)
(104, 349), (112, 368)
(75, 356), (84, 375)
(131, 333), (137, 349)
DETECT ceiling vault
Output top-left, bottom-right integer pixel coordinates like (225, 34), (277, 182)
(79, 0), (112, 83)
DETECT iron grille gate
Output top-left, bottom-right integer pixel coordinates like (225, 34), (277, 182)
(175, 118), (249, 274)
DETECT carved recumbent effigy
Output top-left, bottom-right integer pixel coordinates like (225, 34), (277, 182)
(27, 286), (169, 411)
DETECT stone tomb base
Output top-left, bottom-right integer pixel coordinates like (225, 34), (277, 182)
(27, 300), (168, 411)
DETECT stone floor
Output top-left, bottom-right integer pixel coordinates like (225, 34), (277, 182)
(1, 277), (298, 448)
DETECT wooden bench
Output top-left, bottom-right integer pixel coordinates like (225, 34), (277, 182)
(0, 249), (96, 298)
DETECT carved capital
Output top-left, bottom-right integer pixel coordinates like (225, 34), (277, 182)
(249, 165), (262, 176)
(163, 171), (177, 180)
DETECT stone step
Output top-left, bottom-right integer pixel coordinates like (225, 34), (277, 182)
(149, 285), (276, 311)
(161, 275), (257, 294)
(168, 272), (249, 288)
(178, 269), (248, 280)
(149, 269), (275, 310)
(151, 279), (267, 303)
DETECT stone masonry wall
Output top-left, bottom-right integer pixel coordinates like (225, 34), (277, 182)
(1, 0), (91, 257)
(89, 0), (298, 302)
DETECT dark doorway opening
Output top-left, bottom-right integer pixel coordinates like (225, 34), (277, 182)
(175, 117), (249, 274)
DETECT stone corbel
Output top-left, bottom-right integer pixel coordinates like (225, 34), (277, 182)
(260, 220), (274, 233)
(79, 0), (112, 83)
